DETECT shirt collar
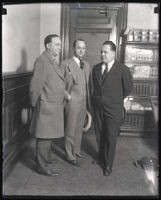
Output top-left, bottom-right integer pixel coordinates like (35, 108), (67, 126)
(102, 59), (114, 72)
(108, 59), (114, 69)
(73, 56), (80, 66)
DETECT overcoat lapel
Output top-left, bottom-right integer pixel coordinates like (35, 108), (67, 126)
(45, 51), (64, 81)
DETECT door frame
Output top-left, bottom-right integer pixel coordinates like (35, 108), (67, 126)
(60, 3), (128, 61)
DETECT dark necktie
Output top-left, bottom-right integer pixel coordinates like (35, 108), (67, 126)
(79, 59), (84, 70)
(102, 63), (108, 79)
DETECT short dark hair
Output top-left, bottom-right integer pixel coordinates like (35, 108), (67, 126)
(44, 34), (59, 49)
(102, 41), (116, 52)
(73, 39), (85, 48)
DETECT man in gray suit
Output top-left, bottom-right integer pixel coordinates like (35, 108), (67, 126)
(29, 34), (70, 176)
(61, 39), (91, 166)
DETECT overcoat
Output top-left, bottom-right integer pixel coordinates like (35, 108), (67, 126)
(29, 51), (65, 139)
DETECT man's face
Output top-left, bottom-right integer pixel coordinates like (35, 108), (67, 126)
(73, 40), (86, 59)
(48, 37), (61, 57)
(101, 44), (115, 64)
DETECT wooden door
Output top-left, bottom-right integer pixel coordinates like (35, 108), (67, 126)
(61, 3), (128, 64)
(69, 8), (117, 67)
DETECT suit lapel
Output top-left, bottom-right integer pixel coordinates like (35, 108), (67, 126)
(45, 51), (64, 81)
(83, 62), (91, 109)
(101, 61), (117, 85)
(67, 58), (78, 82)
(83, 61), (89, 82)
(95, 63), (102, 87)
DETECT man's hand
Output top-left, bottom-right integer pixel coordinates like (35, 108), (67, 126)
(67, 94), (71, 101)
(64, 90), (71, 101)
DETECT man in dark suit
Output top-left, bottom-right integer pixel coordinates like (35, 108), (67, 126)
(29, 34), (70, 176)
(61, 39), (91, 166)
(92, 41), (133, 176)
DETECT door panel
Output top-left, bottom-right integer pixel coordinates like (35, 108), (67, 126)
(69, 8), (118, 66)
(61, 3), (128, 61)
(75, 32), (110, 67)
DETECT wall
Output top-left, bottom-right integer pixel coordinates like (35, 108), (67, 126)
(127, 3), (159, 30)
(3, 3), (158, 73)
(40, 3), (61, 55)
(2, 3), (61, 73)
(2, 3), (61, 181)
(2, 4), (40, 73)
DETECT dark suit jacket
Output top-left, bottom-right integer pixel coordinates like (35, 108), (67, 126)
(92, 60), (133, 121)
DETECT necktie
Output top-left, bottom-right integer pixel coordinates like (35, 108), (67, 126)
(79, 59), (84, 69)
(102, 63), (108, 79)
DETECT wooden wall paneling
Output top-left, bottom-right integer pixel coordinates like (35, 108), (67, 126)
(12, 101), (22, 137)
(3, 125), (30, 181)
(2, 72), (32, 181)
(3, 106), (10, 143)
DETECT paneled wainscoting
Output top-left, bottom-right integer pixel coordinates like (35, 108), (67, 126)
(2, 72), (33, 181)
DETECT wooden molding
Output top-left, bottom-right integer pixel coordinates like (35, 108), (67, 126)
(2, 71), (33, 80)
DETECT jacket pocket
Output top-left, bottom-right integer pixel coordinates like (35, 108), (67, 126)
(40, 100), (56, 115)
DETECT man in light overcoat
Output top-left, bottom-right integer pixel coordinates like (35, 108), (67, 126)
(29, 34), (70, 176)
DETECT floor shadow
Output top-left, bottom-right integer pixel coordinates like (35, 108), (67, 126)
(141, 112), (158, 157)
(20, 137), (67, 171)
(51, 137), (66, 161)
(51, 133), (98, 161)
(52, 133), (98, 161)
(141, 134), (158, 157)
(81, 131), (98, 160)
(51, 132), (98, 161)
(19, 141), (37, 171)
(20, 132), (98, 171)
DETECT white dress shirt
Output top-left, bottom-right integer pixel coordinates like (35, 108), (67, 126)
(102, 59), (114, 74)
(73, 56), (81, 68)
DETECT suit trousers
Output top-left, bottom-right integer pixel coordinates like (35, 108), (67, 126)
(36, 138), (52, 171)
(65, 99), (86, 161)
(93, 107), (120, 169)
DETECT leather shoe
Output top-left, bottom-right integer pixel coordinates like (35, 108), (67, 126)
(36, 167), (59, 176)
(91, 159), (103, 166)
(66, 159), (80, 167)
(76, 153), (84, 158)
(50, 169), (59, 176)
(103, 167), (112, 176)
(47, 158), (58, 164)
